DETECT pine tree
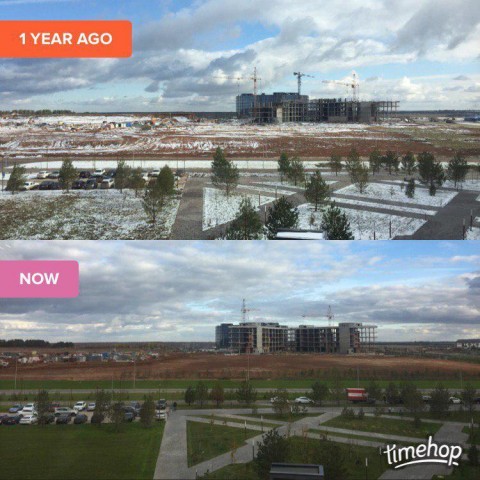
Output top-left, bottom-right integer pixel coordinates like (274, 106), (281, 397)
(92, 389), (111, 426)
(321, 203), (354, 240)
(345, 148), (361, 183)
(35, 389), (50, 426)
(447, 152), (469, 189)
(310, 382), (329, 406)
(6, 164), (27, 194)
(265, 196), (298, 239)
(211, 147), (239, 196)
(157, 165), (175, 195)
(354, 164), (369, 193)
(429, 384), (450, 418)
(277, 152), (291, 183)
(401, 151), (416, 176)
(305, 170), (330, 211)
(383, 150), (399, 175)
(184, 386), (196, 406)
(139, 395), (156, 428)
(418, 151), (445, 196)
(287, 157), (305, 186)
(195, 381), (209, 407)
(329, 154), (343, 176)
(130, 167), (146, 197)
(115, 160), (131, 192)
(369, 149), (382, 176)
(236, 380), (257, 406)
(59, 158), (77, 191)
(254, 430), (289, 478)
(209, 382), (225, 407)
(142, 182), (166, 226)
(405, 178), (415, 198)
(225, 197), (263, 240)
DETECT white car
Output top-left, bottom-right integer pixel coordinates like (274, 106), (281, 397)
(36, 171), (49, 179)
(93, 168), (105, 176)
(270, 397), (289, 404)
(155, 410), (166, 421)
(73, 401), (87, 412)
(449, 397), (462, 404)
(100, 178), (114, 189)
(19, 414), (38, 425)
(87, 402), (96, 412)
(294, 396), (313, 404)
(21, 404), (37, 414)
(54, 406), (76, 417)
(149, 169), (160, 177)
(20, 181), (36, 190)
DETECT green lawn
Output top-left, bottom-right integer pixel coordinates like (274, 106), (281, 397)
(202, 437), (388, 479)
(187, 420), (258, 467)
(1, 377), (478, 391)
(323, 415), (441, 439)
(390, 410), (480, 424)
(462, 426), (480, 444)
(197, 415), (279, 428)
(433, 463), (480, 480)
(310, 429), (424, 444)
(243, 412), (324, 422)
(0, 422), (164, 480)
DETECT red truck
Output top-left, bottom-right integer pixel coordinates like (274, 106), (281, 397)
(346, 388), (368, 403)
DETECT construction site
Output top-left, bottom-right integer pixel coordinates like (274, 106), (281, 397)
(236, 69), (399, 124)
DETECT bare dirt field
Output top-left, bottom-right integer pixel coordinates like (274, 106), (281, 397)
(1, 353), (479, 381)
(1, 115), (480, 163)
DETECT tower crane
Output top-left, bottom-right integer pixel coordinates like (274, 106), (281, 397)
(241, 298), (259, 322)
(293, 71), (314, 96)
(322, 72), (359, 102)
(212, 75), (246, 96)
(301, 305), (335, 327)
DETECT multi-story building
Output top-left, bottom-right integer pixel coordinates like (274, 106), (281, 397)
(215, 323), (233, 349)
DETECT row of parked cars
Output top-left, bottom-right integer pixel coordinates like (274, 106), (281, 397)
(1, 399), (169, 426)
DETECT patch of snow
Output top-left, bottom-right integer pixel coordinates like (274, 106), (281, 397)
(332, 198), (437, 216)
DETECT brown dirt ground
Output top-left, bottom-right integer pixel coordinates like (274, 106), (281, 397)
(1, 353), (479, 381)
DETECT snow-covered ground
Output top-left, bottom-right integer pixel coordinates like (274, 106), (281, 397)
(202, 187), (274, 231)
(296, 203), (426, 240)
(0, 189), (180, 240)
(333, 197), (437, 216)
(335, 182), (457, 207)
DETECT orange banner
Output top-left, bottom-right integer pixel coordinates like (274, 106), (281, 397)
(0, 20), (132, 58)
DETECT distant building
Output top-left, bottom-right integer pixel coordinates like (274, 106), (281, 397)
(215, 323), (233, 349)
(456, 339), (480, 349)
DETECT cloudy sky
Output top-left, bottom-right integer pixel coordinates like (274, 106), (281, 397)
(0, 0), (479, 111)
(0, 241), (479, 343)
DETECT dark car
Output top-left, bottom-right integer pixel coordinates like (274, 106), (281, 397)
(90, 413), (105, 424)
(39, 180), (60, 190)
(39, 413), (55, 424)
(73, 414), (88, 424)
(106, 169), (116, 177)
(79, 171), (91, 179)
(8, 404), (23, 414)
(156, 399), (167, 410)
(122, 406), (137, 418)
(47, 171), (60, 179)
(56, 414), (72, 424)
(85, 179), (98, 190)
(72, 179), (87, 190)
(123, 412), (135, 422)
(2, 415), (21, 425)
(0, 414), (10, 424)
(130, 401), (142, 414)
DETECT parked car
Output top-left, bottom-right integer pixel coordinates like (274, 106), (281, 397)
(100, 177), (114, 189)
(8, 404), (23, 414)
(422, 395), (432, 403)
(56, 414), (72, 424)
(39, 413), (55, 424)
(155, 410), (166, 421)
(156, 399), (167, 410)
(73, 401), (87, 412)
(294, 397), (313, 404)
(475, 397), (480, 404)
(129, 401), (141, 414)
(87, 402), (96, 412)
(20, 414), (38, 425)
(74, 414), (88, 424)
(54, 407), (76, 417)
(20, 181), (36, 191)
(449, 397), (462, 404)
(49, 402), (61, 413)
(36, 171), (49, 179)
(47, 171), (60, 179)
(72, 179), (88, 189)
(90, 413), (105, 424)
(124, 412), (135, 422)
(22, 404), (37, 415)
(2, 415), (22, 425)
(39, 180), (60, 190)
(149, 169), (160, 177)
(106, 169), (116, 177)
(122, 406), (137, 418)
(79, 171), (91, 179)
(0, 414), (10, 424)
(85, 179), (98, 190)
(93, 168), (105, 176)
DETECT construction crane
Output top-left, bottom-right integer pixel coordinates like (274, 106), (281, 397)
(322, 72), (359, 102)
(301, 305), (335, 327)
(241, 298), (258, 322)
(212, 75), (246, 96)
(293, 71), (314, 96)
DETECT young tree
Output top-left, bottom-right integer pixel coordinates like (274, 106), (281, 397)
(310, 381), (329, 406)
(277, 152), (291, 183)
(417, 151), (445, 196)
(430, 384), (450, 418)
(139, 395), (156, 428)
(59, 158), (77, 191)
(130, 167), (145, 197)
(157, 165), (175, 195)
(209, 381), (225, 407)
(224, 197), (263, 240)
(468, 443), (479, 466)
(330, 372), (344, 406)
(401, 152), (417, 176)
(385, 382), (399, 405)
(312, 441), (348, 480)
(254, 429), (289, 479)
(6, 164), (27, 194)
(184, 386), (196, 406)
(321, 203), (354, 240)
(92, 389), (112, 425)
(142, 182), (166, 226)
(109, 402), (125, 432)
(328, 154), (343, 176)
(405, 178), (415, 198)
(461, 384), (477, 415)
(345, 148), (361, 183)
(287, 157), (305, 186)
(366, 380), (382, 403)
(115, 160), (131, 192)
(265, 196), (298, 239)
(369, 149), (382, 176)
(305, 170), (330, 211)
(354, 164), (369, 193)
(195, 381), (209, 407)
(401, 383), (424, 427)
(383, 151), (399, 175)
(271, 388), (290, 417)
(236, 380), (257, 406)
(211, 147), (239, 196)
(447, 152), (469, 189)
(35, 389), (50, 426)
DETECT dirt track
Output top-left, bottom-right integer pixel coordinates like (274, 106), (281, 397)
(1, 353), (479, 381)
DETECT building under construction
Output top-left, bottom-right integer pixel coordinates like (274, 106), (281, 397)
(216, 321), (377, 354)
